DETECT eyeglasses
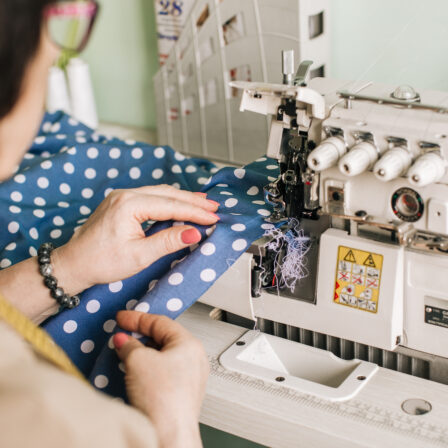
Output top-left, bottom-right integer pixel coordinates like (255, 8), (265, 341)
(45, 1), (99, 53)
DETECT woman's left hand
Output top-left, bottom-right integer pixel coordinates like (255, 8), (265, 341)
(52, 185), (219, 296)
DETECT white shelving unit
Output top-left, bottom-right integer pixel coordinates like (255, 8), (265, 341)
(154, 0), (330, 164)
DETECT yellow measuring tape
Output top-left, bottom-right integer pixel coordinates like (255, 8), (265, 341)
(0, 294), (85, 382)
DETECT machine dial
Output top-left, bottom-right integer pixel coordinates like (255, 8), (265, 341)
(391, 187), (424, 222)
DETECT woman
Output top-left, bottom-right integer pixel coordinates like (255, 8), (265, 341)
(0, 1), (217, 446)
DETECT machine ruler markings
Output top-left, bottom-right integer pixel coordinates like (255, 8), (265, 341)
(334, 246), (383, 313)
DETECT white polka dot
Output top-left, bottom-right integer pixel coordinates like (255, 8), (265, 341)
(211, 167), (219, 173)
(168, 273), (183, 286)
(10, 191), (22, 202)
(9, 206), (21, 214)
(125, 139), (136, 145)
(59, 183), (71, 195)
(148, 280), (158, 291)
(197, 177), (209, 185)
(232, 239), (247, 251)
(257, 209), (271, 217)
(58, 201), (69, 208)
(152, 169), (163, 179)
(225, 198), (238, 208)
(81, 340), (95, 354)
(266, 165), (278, 170)
(205, 225), (216, 236)
(41, 160), (52, 170)
(63, 162), (75, 174)
(118, 363), (126, 373)
(51, 122), (61, 133)
(126, 299), (138, 310)
(14, 174), (26, 184)
(171, 164), (182, 174)
(172, 183), (181, 189)
(80, 189), (93, 201)
(94, 375), (109, 389)
(174, 152), (185, 161)
(261, 223), (275, 230)
(220, 191), (233, 196)
(41, 151), (50, 158)
(76, 136), (86, 144)
(56, 134), (67, 140)
(154, 147), (166, 158)
(68, 117), (79, 126)
(5, 242), (16, 251)
(234, 168), (246, 179)
(37, 177), (49, 189)
(8, 222), (19, 234)
(268, 176), (277, 182)
(185, 165), (197, 173)
(217, 184), (229, 188)
(33, 209), (45, 218)
(167, 298), (183, 312)
(200, 268), (216, 282)
(24, 153), (35, 159)
(129, 167), (141, 179)
(135, 302), (150, 313)
(247, 186), (259, 196)
(108, 336), (115, 349)
(106, 168), (118, 179)
(109, 148), (121, 159)
(29, 247), (37, 257)
(29, 228), (38, 240)
(42, 122), (51, 132)
(34, 136), (46, 144)
(86, 299), (100, 313)
(231, 223), (246, 232)
(52, 216), (64, 226)
(84, 168), (96, 179)
(34, 197), (46, 206)
(63, 320), (77, 334)
(132, 147), (143, 159)
(252, 200), (265, 205)
(104, 188), (114, 197)
(77, 218), (88, 225)
(103, 320), (116, 333)
(201, 242), (216, 256)
(50, 229), (62, 239)
(109, 281), (123, 293)
(256, 157), (267, 162)
(80, 206), (91, 215)
(87, 147), (98, 159)
(0, 259), (11, 268)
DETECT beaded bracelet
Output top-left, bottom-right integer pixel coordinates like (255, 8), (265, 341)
(37, 242), (80, 309)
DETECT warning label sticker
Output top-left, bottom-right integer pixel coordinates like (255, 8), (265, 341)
(333, 246), (383, 314)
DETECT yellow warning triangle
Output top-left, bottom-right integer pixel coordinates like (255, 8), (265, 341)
(363, 254), (376, 267)
(344, 250), (356, 263)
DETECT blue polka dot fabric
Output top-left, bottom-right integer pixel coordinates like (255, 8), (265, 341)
(0, 111), (281, 398)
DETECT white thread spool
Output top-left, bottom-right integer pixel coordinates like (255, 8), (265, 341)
(67, 58), (98, 129)
(46, 66), (71, 114)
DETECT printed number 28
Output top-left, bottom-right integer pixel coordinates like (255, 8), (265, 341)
(159, 1), (183, 16)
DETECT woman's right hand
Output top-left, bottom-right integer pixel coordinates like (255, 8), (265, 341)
(113, 311), (209, 448)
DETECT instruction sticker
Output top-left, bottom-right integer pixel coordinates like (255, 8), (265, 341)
(333, 246), (383, 314)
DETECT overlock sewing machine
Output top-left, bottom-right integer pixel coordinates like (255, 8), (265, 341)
(188, 50), (448, 447)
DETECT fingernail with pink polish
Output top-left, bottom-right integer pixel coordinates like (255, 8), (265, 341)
(208, 212), (220, 221)
(181, 228), (202, 245)
(113, 333), (130, 350)
(194, 192), (207, 197)
(207, 200), (220, 208)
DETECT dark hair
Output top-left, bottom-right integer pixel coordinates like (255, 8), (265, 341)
(0, 0), (53, 119)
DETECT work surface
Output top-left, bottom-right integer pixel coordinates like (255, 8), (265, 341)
(178, 303), (448, 448)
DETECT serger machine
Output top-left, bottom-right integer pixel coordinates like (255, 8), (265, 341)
(191, 50), (448, 446)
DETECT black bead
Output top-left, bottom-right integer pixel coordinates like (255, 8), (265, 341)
(38, 254), (51, 265)
(59, 294), (71, 307)
(38, 242), (53, 256)
(39, 263), (53, 277)
(68, 296), (80, 309)
(44, 276), (58, 289)
(50, 287), (64, 300)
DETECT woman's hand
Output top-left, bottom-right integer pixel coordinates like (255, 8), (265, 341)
(113, 311), (209, 448)
(53, 185), (219, 295)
